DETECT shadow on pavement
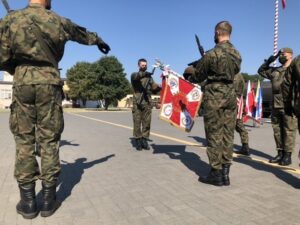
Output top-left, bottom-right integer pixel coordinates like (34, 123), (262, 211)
(233, 144), (273, 160)
(55, 154), (115, 202)
(188, 136), (207, 147)
(151, 144), (210, 177)
(60, 140), (80, 147)
(129, 137), (153, 150)
(189, 136), (273, 160)
(234, 157), (300, 189)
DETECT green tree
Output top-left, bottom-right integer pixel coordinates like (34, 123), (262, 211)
(66, 62), (96, 106)
(67, 56), (130, 109)
(92, 56), (131, 110)
(241, 73), (264, 82)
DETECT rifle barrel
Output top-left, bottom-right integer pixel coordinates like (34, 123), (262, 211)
(1, 0), (11, 12)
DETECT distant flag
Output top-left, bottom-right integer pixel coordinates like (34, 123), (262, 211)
(254, 80), (263, 121)
(282, 0), (286, 9)
(244, 81), (256, 123)
(237, 96), (244, 120)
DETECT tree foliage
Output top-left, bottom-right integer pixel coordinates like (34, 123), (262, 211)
(66, 56), (130, 109)
(241, 73), (264, 82)
(66, 62), (95, 106)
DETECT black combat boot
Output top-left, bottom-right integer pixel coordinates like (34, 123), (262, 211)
(222, 164), (231, 186)
(279, 152), (292, 166)
(269, 150), (284, 163)
(135, 138), (142, 151)
(40, 182), (61, 217)
(141, 138), (150, 150)
(235, 143), (250, 156)
(198, 168), (223, 186)
(16, 183), (38, 219)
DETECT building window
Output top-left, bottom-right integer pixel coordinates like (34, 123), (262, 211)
(0, 89), (12, 99)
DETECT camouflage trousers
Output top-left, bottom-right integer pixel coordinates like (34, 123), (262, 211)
(132, 103), (152, 138)
(271, 109), (297, 153)
(9, 84), (64, 185)
(203, 96), (236, 170)
(235, 118), (249, 144)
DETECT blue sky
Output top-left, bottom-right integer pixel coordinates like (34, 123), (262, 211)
(1, 0), (300, 82)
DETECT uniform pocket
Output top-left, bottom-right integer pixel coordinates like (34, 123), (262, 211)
(9, 101), (18, 135)
(53, 102), (64, 135)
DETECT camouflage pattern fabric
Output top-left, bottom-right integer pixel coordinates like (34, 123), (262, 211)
(235, 119), (249, 144)
(191, 41), (242, 170)
(0, 3), (104, 86)
(132, 103), (152, 138)
(234, 73), (245, 98)
(283, 56), (300, 119)
(131, 71), (160, 138)
(2, 3), (106, 185)
(10, 85), (63, 185)
(131, 71), (160, 106)
(271, 109), (296, 152)
(258, 62), (286, 109)
(234, 73), (249, 144)
(259, 62), (297, 152)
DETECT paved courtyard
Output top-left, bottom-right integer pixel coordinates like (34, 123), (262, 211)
(0, 109), (300, 225)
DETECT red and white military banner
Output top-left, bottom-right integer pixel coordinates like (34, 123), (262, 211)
(160, 72), (202, 132)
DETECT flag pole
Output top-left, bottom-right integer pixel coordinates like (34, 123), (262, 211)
(273, 0), (279, 66)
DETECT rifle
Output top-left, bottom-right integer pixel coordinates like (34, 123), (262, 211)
(187, 34), (205, 66)
(1, 0), (12, 13)
(138, 67), (156, 106)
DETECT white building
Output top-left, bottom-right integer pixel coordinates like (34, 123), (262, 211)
(0, 72), (13, 109)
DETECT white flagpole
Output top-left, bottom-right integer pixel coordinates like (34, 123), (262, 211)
(273, 0), (279, 66)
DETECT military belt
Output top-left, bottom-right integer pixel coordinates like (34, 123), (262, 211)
(207, 80), (233, 85)
(16, 61), (55, 68)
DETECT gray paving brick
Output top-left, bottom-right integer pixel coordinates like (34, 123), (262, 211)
(1, 111), (300, 225)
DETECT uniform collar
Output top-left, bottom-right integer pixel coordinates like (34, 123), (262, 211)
(216, 40), (231, 47)
(28, 3), (45, 9)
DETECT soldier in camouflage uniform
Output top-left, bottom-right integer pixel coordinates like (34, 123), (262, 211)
(187, 21), (241, 186)
(258, 48), (296, 166)
(0, 0), (110, 219)
(131, 59), (161, 151)
(282, 55), (300, 165)
(234, 73), (250, 156)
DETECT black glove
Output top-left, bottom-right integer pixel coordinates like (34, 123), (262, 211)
(145, 72), (153, 77)
(98, 41), (111, 55)
(183, 73), (191, 81)
(266, 51), (281, 65)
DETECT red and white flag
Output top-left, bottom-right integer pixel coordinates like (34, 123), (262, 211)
(282, 0), (286, 9)
(244, 81), (256, 123)
(160, 73), (202, 132)
(237, 96), (244, 120)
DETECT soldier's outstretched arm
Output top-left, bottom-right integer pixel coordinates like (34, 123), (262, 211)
(61, 17), (110, 54)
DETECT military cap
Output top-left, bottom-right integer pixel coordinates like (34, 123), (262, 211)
(281, 47), (293, 54)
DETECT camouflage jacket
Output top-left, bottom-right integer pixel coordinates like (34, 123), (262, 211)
(258, 62), (286, 109)
(131, 71), (160, 105)
(282, 56), (300, 112)
(0, 3), (104, 86)
(234, 73), (245, 98)
(191, 41), (241, 100)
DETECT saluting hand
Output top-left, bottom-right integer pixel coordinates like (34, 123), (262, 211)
(98, 41), (111, 55)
